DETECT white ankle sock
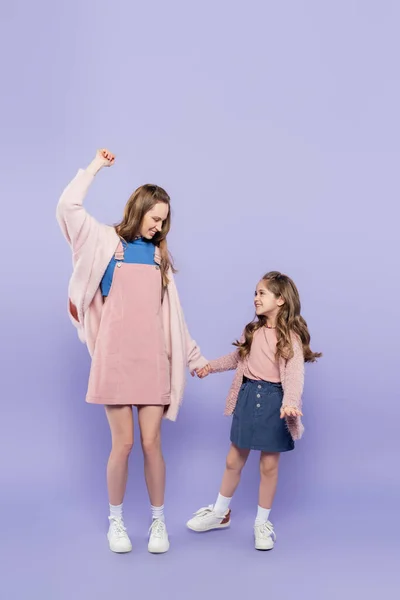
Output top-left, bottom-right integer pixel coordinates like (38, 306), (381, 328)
(109, 503), (123, 520)
(151, 504), (165, 522)
(214, 493), (232, 515)
(255, 505), (271, 525)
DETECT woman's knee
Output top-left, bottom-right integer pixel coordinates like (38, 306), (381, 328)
(141, 434), (161, 457)
(111, 437), (134, 458)
(106, 406), (134, 458)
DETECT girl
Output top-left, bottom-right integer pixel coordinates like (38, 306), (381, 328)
(57, 149), (207, 555)
(187, 271), (321, 550)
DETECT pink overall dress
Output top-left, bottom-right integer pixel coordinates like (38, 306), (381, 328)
(86, 242), (171, 406)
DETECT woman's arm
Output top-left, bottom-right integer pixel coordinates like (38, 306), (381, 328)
(184, 324), (209, 373)
(56, 149), (115, 251)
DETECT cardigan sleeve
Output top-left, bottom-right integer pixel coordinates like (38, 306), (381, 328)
(281, 336), (304, 410)
(186, 331), (208, 373)
(209, 350), (240, 373)
(208, 329), (244, 373)
(56, 169), (100, 252)
(164, 270), (208, 373)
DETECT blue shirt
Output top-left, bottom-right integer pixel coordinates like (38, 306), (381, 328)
(100, 238), (157, 296)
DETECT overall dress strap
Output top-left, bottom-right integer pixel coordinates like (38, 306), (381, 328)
(114, 240), (125, 261)
(153, 245), (165, 301)
(154, 245), (161, 265)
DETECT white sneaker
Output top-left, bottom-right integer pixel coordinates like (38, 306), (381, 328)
(148, 519), (170, 554)
(107, 516), (132, 553)
(254, 521), (276, 550)
(186, 505), (231, 532)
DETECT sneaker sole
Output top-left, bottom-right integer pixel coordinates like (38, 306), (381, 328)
(255, 542), (274, 551)
(148, 542), (170, 554)
(186, 520), (231, 532)
(109, 545), (132, 553)
(108, 538), (132, 553)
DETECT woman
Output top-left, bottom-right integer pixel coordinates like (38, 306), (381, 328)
(56, 149), (207, 555)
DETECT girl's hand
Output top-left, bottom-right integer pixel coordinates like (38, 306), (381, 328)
(280, 406), (303, 419)
(195, 364), (211, 378)
(95, 148), (115, 168)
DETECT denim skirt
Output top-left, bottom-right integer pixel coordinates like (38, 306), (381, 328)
(230, 377), (295, 453)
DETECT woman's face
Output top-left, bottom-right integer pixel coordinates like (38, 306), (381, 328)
(140, 202), (169, 240)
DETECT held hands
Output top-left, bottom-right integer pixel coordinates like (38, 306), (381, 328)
(280, 406), (303, 419)
(191, 364), (211, 378)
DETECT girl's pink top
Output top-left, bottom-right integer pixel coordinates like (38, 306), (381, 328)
(243, 327), (281, 383)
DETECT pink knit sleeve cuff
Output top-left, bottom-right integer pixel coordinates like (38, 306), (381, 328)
(209, 350), (239, 373)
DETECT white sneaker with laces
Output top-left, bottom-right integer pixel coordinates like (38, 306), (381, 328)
(148, 519), (170, 554)
(107, 516), (132, 553)
(186, 505), (231, 532)
(254, 521), (276, 550)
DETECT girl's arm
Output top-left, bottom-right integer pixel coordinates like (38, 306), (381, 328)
(196, 349), (240, 377)
(281, 336), (304, 411)
(56, 149), (114, 252)
(208, 350), (240, 373)
(197, 331), (244, 377)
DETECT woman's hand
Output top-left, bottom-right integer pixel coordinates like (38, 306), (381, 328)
(194, 364), (211, 378)
(87, 148), (115, 175)
(96, 148), (115, 167)
(280, 406), (303, 419)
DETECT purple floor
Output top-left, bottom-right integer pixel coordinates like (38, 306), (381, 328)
(3, 491), (397, 599)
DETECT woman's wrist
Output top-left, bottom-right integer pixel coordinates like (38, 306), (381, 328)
(86, 158), (103, 177)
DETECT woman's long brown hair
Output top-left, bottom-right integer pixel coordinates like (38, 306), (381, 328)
(115, 184), (175, 288)
(234, 271), (322, 363)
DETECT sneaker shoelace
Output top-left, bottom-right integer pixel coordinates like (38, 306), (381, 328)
(257, 521), (276, 541)
(149, 519), (166, 538)
(110, 517), (127, 538)
(193, 505), (214, 518)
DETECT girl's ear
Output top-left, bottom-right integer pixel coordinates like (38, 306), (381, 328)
(277, 296), (285, 307)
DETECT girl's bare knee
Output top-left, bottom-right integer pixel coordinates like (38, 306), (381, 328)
(260, 454), (279, 478)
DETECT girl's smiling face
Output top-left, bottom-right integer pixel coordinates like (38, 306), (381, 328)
(254, 280), (284, 320)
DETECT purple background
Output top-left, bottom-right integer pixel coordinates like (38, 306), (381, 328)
(1, 0), (398, 598)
